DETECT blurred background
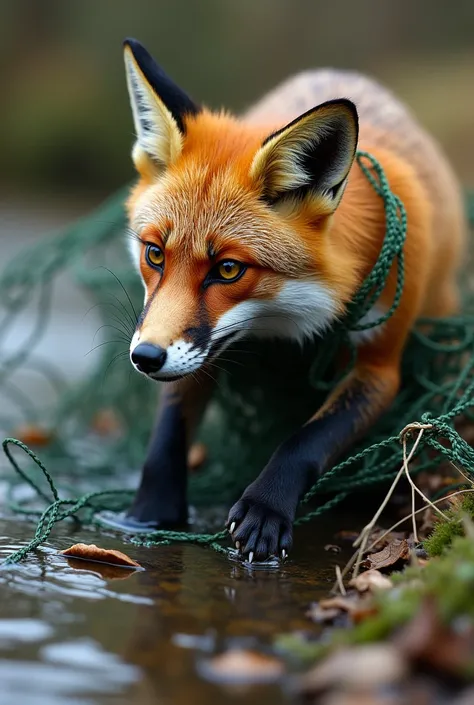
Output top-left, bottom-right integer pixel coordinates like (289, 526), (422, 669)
(0, 0), (473, 417)
(1, 0), (473, 202)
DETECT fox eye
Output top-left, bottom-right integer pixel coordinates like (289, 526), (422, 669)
(216, 260), (244, 282)
(145, 244), (164, 269)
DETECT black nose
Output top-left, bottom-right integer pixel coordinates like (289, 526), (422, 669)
(131, 343), (167, 374)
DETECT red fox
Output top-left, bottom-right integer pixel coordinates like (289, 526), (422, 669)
(121, 38), (466, 561)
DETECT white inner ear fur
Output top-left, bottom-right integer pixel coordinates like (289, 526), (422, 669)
(124, 47), (183, 168)
(249, 108), (356, 208)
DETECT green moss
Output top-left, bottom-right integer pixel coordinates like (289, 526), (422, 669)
(424, 493), (474, 557)
(424, 517), (465, 556)
(349, 533), (474, 647)
(277, 531), (474, 670)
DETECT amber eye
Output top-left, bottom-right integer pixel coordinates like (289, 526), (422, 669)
(217, 260), (243, 281)
(145, 244), (164, 269)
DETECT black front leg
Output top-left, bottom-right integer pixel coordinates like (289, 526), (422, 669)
(124, 371), (214, 531)
(227, 363), (400, 561)
(126, 387), (188, 529)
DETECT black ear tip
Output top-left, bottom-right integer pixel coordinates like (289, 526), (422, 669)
(123, 37), (147, 57)
(338, 99), (359, 123)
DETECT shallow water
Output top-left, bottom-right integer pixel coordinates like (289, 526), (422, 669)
(0, 512), (361, 705)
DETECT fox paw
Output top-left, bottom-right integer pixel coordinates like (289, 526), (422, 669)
(226, 498), (293, 562)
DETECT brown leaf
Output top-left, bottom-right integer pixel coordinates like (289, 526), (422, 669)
(319, 596), (361, 615)
(296, 645), (407, 694)
(364, 539), (410, 571)
(349, 569), (393, 593)
(91, 409), (122, 436)
(13, 424), (53, 447)
(366, 528), (408, 553)
(64, 556), (137, 580)
(187, 442), (207, 471)
(394, 597), (474, 676)
(198, 649), (284, 684)
(60, 543), (141, 569)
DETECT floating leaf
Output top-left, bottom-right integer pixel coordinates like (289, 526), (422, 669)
(60, 543), (141, 569)
(64, 556), (138, 580)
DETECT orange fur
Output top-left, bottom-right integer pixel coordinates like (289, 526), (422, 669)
(127, 67), (466, 386)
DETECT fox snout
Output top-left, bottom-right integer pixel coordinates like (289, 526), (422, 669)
(131, 343), (167, 375)
(129, 328), (218, 382)
(130, 325), (240, 382)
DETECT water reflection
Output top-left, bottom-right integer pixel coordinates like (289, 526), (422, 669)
(0, 514), (357, 704)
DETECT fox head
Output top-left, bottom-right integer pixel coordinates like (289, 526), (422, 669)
(124, 39), (359, 381)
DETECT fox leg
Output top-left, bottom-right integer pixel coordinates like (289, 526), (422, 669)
(123, 370), (214, 530)
(227, 360), (400, 561)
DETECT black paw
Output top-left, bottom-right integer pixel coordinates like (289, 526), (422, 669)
(226, 498), (293, 562)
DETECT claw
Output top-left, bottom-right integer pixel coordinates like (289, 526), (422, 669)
(229, 522), (236, 534)
(235, 541), (240, 550)
(248, 552), (254, 564)
(281, 549), (287, 560)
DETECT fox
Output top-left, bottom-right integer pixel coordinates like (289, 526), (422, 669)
(120, 38), (466, 561)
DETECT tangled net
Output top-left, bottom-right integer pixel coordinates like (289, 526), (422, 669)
(1, 153), (474, 563)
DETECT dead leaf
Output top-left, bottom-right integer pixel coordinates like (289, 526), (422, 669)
(64, 556), (137, 580)
(91, 409), (122, 436)
(363, 539), (410, 571)
(188, 442), (207, 471)
(319, 596), (360, 614)
(324, 544), (341, 553)
(198, 649), (284, 684)
(296, 645), (407, 694)
(349, 569), (393, 593)
(308, 595), (377, 624)
(394, 597), (474, 676)
(366, 528), (408, 553)
(13, 424), (52, 447)
(334, 527), (409, 554)
(60, 543), (141, 569)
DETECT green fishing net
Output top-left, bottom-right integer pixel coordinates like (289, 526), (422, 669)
(1, 152), (474, 562)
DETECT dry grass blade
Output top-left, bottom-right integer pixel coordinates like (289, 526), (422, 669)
(333, 421), (474, 593)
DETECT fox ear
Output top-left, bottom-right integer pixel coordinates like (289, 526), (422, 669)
(250, 99), (358, 213)
(123, 38), (201, 177)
